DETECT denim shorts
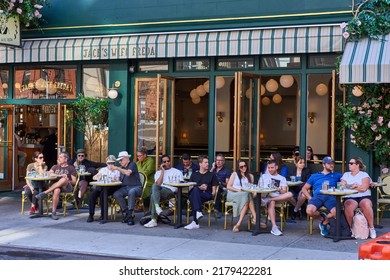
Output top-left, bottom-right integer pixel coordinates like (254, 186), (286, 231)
(308, 194), (336, 211)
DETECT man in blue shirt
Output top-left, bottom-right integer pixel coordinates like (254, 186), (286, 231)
(301, 156), (342, 236)
(210, 153), (231, 218)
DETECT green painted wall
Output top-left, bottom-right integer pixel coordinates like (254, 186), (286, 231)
(25, 0), (352, 38)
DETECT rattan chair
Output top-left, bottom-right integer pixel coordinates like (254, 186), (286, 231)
(186, 187), (219, 227)
(377, 175), (390, 225)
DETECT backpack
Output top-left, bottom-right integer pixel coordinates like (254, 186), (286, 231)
(328, 212), (351, 237)
(351, 209), (369, 239)
(139, 213), (172, 225)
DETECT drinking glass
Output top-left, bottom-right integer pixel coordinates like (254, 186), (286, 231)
(290, 176), (296, 182)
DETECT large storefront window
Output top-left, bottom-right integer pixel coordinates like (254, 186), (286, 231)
(0, 69), (8, 99)
(82, 65), (109, 98)
(14, 66), (77, 99)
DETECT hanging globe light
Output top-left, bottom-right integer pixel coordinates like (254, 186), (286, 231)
(216, 77), (225, 89)
(245, 88), (252, 99)
(35, 78), (46, 91)
(192, 96), (201, 104)
(352, 85), (363, 97)
(260, 84), (266, 96)
(196, 85), (207, 97)
(261, 97), (271, 106)
(190, 89), (199, 99)
(279, 75), (294, 88)
(203, 80), (210, 93)
(265, 79), (278, 93)
(272, 93), (282, 104)
(316, 83), (328, 96)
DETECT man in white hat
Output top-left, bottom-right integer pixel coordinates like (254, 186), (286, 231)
(87, 155), (121, 223)
(112, 151), (142, 225)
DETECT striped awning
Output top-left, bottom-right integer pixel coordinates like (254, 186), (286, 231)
(0, 25), (343, 63)
(339, 34), (390, 84)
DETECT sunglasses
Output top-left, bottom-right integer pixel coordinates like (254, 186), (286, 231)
(349, 162), (357, 165)
(38, 156), (44, 159)
(77, 154), (85, 157)
(239, 165), (247, 169)
(162, 160), (170, 163)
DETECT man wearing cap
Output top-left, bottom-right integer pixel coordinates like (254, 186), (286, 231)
(87, 155), (121, 223)
(301, 156), (342, 236)
(112, 151), (142, 225)
(69, 148), (106, 207)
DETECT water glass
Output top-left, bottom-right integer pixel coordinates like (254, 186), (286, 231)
(322, 181), (329, 191)
(290, 176), (296, 182)
(79, 165), (86, 174)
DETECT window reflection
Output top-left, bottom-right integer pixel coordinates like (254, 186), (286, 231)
(0, 69), (9, 99)
(14, 66), (76, 99)
(83, 65), (109, 98)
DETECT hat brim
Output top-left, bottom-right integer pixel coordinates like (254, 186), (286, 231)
(106, 161), (116, 163)
(116, 157), (124, 161)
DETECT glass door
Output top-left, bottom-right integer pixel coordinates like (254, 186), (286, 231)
(134, 74), (175, 170)
(233, 72), (261, 172)
(0, 105), (13, 191)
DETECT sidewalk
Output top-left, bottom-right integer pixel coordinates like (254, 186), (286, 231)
(1, 191), (388, 260)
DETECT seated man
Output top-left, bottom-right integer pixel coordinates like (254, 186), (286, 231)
(87, 155), (121, 223)
(185, 155), (218, 230)
(69, 148), (106, 206)
(35, 152), (77, 220)
(260, 160), (292, 236)
(175, 153), (199, 178)
(144, 155), (183, 228)
(210, 153), (231, 218)
(112, 151), (142, 226)
(301, 156), (342, 236)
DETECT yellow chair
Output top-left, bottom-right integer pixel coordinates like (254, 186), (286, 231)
(21, 189), (49, 215)
(135, 172), (148, 214)
(186, 187), (219, 227)
(377, 175), (390, 225)
(223, 200), (252, 230)
(309, 206), (328, 234)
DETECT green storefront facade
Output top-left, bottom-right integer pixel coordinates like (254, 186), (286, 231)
(1, 0), (377, 191)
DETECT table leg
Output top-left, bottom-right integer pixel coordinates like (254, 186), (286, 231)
(100, 187), (108, 224)
(334, 196), (341, 242)
(250, 195), (269, 236)
(174, 188), (184, 229)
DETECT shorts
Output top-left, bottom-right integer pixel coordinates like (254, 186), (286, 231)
(308, 194), (336, 211)
(343, 195), (372, 204)
(61, 182), (73, 193)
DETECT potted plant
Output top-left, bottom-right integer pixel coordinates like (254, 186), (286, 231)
(67, 94), (110, 158)
(0, 0), (50, 28)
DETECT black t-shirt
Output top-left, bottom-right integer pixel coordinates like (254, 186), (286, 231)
(190, 171), (219, 195)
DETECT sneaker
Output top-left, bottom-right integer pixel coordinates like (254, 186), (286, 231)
(51, 212), (59, 220)
(29, 207), (35, 215)
(369, 228), (377, 239)
(35, 192), (47, 200)
(156, 206), (163, 216)
(271, 226), (283, 236)
(184, 221), (200, 230)
(127, 215), (135, 226)
(319, 222), (329, 236)
(34, 205), (39, 213)
(87, 214), (94, 223)
(196, 211), (203, 220)
(144, 219), (158, 228)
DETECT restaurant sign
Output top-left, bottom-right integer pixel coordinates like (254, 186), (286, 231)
(83, 46), (155, 59)
(0, 14), (21, 47)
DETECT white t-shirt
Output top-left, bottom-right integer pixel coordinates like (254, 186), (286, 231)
(259, 173), (287, 197)
(154, 167), (183, 192)
(95, 167), (121, 182)
(231, 171), (250, 190)
(341, 171), (372, 198)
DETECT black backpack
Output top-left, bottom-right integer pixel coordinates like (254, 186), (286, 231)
(328, 212), (351, 237)
(139, 214), (171, 225)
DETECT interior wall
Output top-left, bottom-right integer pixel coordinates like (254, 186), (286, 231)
(215, 76), (233, 152)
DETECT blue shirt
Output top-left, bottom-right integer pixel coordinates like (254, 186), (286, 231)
(307, 171), (342, 196)
(213, 166), (231, 187)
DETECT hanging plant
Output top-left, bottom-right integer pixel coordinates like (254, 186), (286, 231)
(340, 0), (390, 41)
(0, 0), (50, 28)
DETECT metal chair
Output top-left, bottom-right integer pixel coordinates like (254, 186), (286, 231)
(223, 200), (252, 230)
(21, 189), (49, 215)
(377, 175), (390, 225)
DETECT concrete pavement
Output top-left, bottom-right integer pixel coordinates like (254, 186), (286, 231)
(1, 191), (389, 260)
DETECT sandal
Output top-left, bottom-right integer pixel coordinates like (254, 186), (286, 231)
(232, 224), (240, 232)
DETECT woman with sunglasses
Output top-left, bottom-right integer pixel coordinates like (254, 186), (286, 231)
(24, 151), (48, 215)
(341, 157), (376, 238)
(226, 160), (256, 232)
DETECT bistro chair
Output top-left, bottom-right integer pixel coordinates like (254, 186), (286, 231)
(21, 189), (49, 215)
(377, 175), (390, 225)
(223, 200), (252, 230)
(135, 172), (148, 214)
(186, 186), (219, 227)
(309, 206), (328, 235)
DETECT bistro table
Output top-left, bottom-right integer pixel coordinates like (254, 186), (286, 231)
(320, 189), (358, 242)
(242, 187), (277, 236)
(165, 181), (197, 229)
(287, 181), (303, 187)
(89, 181), (122, 224)
(25, 175), (57, 218)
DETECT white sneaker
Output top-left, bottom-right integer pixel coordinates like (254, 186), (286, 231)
(184, 221), (200, 230)
(271, 226), (283, 236)
(144, 219), (158, 228)
(196, 211), (203, 220)
(369, 227), (377, 239)
(156, 207), (163, 216)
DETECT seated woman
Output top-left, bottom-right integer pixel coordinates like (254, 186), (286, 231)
(263, 152), (289, 178)
(226, 160), (257, 232)
(306, 146), (319, 164)
(341, 157), (376, 239)
(24, 151), (48, 215)
(288, 156), (311, 219)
